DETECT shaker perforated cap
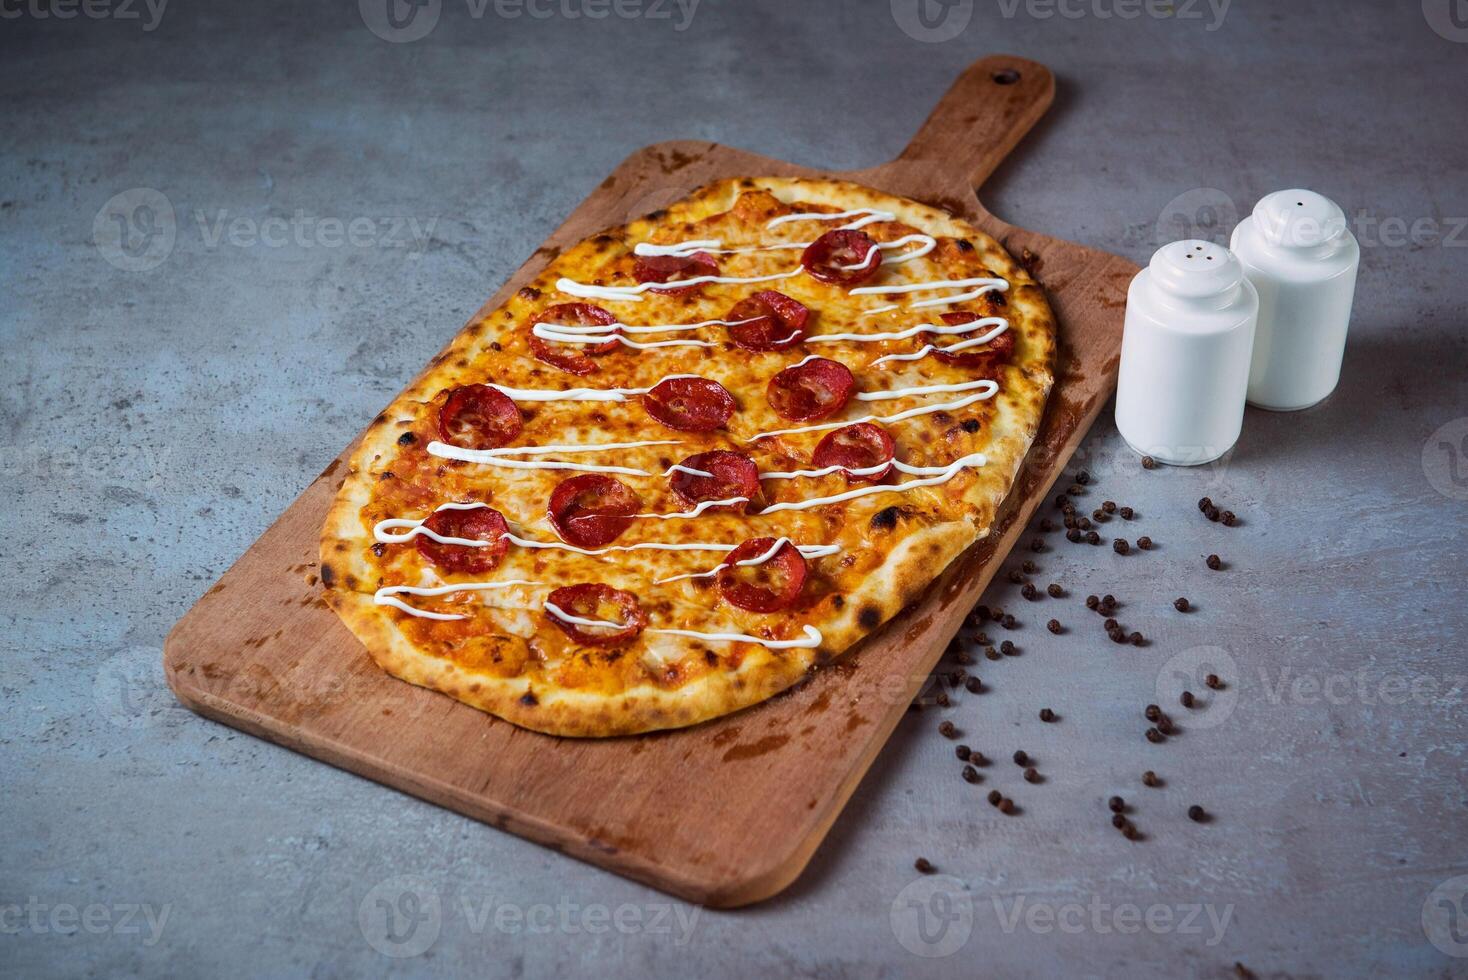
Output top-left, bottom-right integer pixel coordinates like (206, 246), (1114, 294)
(1255, 189), (1347, 248)
(1148, 239), (1246, 301)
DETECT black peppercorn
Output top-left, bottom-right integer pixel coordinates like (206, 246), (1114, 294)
(915, 857), (935, 873)
(1113, 539), (1130, 555)
(1222, 511), (1237, 527)
(1046, 619), (1062, 634)
(1047, 583), (1063, 598)
(1000, 640), (1015, 656)
(1086, 595), (1100, 609)
(1142, 455), (1157, 469)
(985, 646), (1001, 660)
(1142, 770), (1160, 787)
(970, 751), (986, 766)
(1198, 497), (1212, 512)
(938, 720), (957, 738)
(1029, 537), (1045, 553)
(1039, 708), (1055, 722)
(1108, 795), (1125, 813)
(1174, 597), (1190, 612)
(1086, 531), (1101, 545)
(1205, 673), (1222, 690)
(1077, 470), (1091, 485)
(1008, 569), (1025, 584)
(1137, 535), (1152, 550)
(1206, 554), (1223, 570)
(962, 765), (980, 784)
(998, 797), (1015, 815)
(1066, 528), (1083, 543)
(1111, 813), (1127, 829)
(1181, 691), (1195, 708)
(1021, 583), (1038, 601)
(1024, 767), (1040, 783)
(1002, 614), (1018, 630)
(956, 745), (971, 761)
(1144, 704), (1161, 722)
(987, 789), (1002, 806)
(1102, 500), (1116, 513)
(1129, 632), (1144, 646)
(1188, 805), (1207, 823)
(1146, 727), (1165, 743)
(1119, 506), (1134, 520)
(965, 676), (982, 694)
(1022, 560), (1037, 574)
(1013, 750), (1028, 766)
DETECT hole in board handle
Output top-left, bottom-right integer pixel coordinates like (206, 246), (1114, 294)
(992, 69), (1021, 85)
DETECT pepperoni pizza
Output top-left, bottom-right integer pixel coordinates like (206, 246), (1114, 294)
(320, 177), (1055, 736)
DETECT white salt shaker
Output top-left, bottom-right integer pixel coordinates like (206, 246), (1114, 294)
(1115, 240), (1259, 466)
(1231, 189), (1359, 411)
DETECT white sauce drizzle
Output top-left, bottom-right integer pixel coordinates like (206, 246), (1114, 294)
(537, 317), (760, 336)
(427, 440), (679, 477)
(748, 388), (998, 442)
(556, 269), (798, 303)
(805, 317), (1007, 346)
(766, 208), (896, 230)
(543, 601), (824, 650)
(373, 580), (541, 622)
(653, 537), (841, 585)
(634, 497), (749, 520)
(477, 374), (700, 403)
(856, 378), (998, 402)
(759, 457), (978, 481)
(373, 505), (834, 559)
(870, 324), (1010, 366)
(532, 324), (715, 350)
(637, 234), (934, 266)
(759, 453), (988, 514)
(849, 275), (1009, 310)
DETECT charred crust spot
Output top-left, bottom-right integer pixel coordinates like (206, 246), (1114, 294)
(858, 606), (882, 630)
(593, 234), (616, 246)
(961, 418), (981, 433)
(704, 650), (718, 666)
(373, 413), (388, 426)
(519, 691), (538, 707)
(490, 341), (502, 352)
(645, 209), (668, 221)
(832, 595), (844, 609)
(371, 542), (386, 557)
(988, 290), (1008, 309)
(956, 238), (975, 252)
(517, 286), (542, 301)
(344, 574), (358, 589)
(870, 506), (902, 532)
(320, 564), (336, 587)
(378, 471), (395, 480)
(397, 431), (416, 446)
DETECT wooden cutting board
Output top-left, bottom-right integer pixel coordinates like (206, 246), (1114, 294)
(164, 55), (1137, 907)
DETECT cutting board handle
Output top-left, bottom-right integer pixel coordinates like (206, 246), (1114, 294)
(895, 55), (1056, 192)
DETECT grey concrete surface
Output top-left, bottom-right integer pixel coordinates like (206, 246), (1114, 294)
(3, 0), (1467, 976)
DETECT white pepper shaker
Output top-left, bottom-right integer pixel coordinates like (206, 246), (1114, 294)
(1231, 189), (1359, 411)
(1114, 240), (1259, 466)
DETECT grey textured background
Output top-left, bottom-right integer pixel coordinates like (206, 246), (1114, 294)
(3, 0), (1467, 976)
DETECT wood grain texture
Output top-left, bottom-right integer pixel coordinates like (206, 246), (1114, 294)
(163, 55), (1138, 907)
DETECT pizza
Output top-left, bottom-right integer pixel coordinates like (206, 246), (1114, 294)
(320, 176), (1055, 737)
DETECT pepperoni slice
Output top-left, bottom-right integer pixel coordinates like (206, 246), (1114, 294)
(934, 312), (1016, 369)
(547, 474), (640, 548)
(812, 423), (896, 483)
(414, 506), (509, 575)
(669, 450), (759, 512)
(529, 303), (620, 376)
(546, 583), (648, 647)
(643, 376), (736, 432)
(437, 384), (523, 450)
(717, 538), (808, 613)
(800, 229), (882, 286)
(632, 251), (720, 294)
(725, 291), (810, 351)
(766, 358), (855, 422)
